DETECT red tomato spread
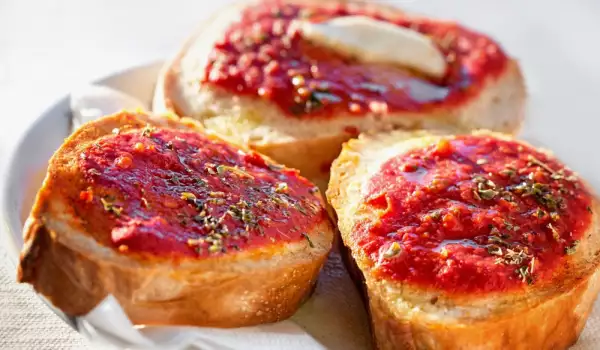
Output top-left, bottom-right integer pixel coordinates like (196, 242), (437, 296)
(359, 135), (593, 293)
(202, 1), (508, 117)
(78, 126), (324, 258)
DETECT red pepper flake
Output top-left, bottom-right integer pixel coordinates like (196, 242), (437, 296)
(402, 163), (418, 173)
(115, 155), (133, 169)
(79, 188), (94, 203)
(434, 139), (453, 157)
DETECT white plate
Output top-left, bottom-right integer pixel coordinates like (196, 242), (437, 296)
(0, 61), (371, 350)
(4, 1), (600, 346)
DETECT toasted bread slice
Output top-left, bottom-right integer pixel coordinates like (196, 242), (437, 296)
(18, 111), (334, 327)
(154, 0), (526, 190)
(327, 130), (600, 349)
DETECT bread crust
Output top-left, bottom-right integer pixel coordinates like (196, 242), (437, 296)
(327, 130), (600, 350)
(153, 0), (526, 190)
(18, 111), (334, 327)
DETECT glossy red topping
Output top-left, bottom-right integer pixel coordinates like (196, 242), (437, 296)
(203, 1), (508, 117)
(359, 135), (593, 293)
(78, 126), (324, 258)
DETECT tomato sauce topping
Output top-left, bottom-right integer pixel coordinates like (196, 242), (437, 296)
(78, 126), (324, 258)
(359, 135), (593, 293)
(202, 1), (508, 118)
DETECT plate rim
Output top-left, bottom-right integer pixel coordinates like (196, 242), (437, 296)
(0, 60), (164, 334)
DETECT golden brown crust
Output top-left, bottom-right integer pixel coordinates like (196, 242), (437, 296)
(327, 130), (600, 349)
(18, 111), (334, 327)
(153, 0), (526, 191)
(367, 265), (600, 350)
(19, 217), (329, 326)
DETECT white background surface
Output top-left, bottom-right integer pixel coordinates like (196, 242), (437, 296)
(2, 0), (600, 348)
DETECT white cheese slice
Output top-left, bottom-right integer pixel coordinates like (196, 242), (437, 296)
(299, 16), (447, 78)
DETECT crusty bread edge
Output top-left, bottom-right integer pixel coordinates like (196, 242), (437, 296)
(366, 264), (600, 349)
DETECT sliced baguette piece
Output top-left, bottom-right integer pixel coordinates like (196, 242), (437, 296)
(153, 0), (526, 190)
(327, 130), (600, 349)
(18, 111), (334, 327)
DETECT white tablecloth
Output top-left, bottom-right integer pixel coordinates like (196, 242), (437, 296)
(0, 251), (86, 349)
(2, 0), (600, 349)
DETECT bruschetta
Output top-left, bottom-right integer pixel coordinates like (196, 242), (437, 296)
(327, 130), (600, 349)
(154, 0), (526, 190)
(18, 111), (334, 327)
